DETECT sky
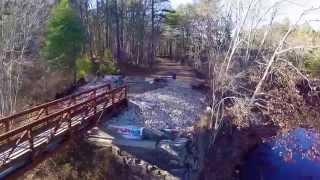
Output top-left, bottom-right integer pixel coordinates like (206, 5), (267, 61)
(279, 0), (320, 29)
(170, 0), (193, 9)
(170, 0), (320, 29)
(89, 0), (320, 30)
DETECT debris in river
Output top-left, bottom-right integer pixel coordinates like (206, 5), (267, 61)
(107, 79), (206, 131)
(158, 138), (190, 162)
(108, 125), (144, 140)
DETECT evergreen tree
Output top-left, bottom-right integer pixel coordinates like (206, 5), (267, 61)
(42, 0), (85, 83)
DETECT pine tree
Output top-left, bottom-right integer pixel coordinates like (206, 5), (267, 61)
(42, 0), (85, 84)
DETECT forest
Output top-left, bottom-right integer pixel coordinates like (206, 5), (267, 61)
(1, 0), (320, 179)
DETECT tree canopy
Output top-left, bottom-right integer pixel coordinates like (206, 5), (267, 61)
(42, 0), (85, 77)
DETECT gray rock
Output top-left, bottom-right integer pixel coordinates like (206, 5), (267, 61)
(131, 165), (143, 174)
(150, 169), (163, 177)
(170, 168), (186, 177)
(111, 146), (120, 155)
(108, 79), (206, 131)
(147, 165), (158, 172)
(158, 138), (190, 162)
(142, 128), (173, 141)
(154, 77), (168, 84)
(119, 150), (131, 157)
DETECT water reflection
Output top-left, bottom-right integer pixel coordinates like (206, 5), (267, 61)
(241, 128), (320, 180)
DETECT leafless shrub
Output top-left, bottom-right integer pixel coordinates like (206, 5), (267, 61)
(208, 0), (320, 148)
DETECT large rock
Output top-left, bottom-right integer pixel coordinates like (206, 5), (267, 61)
(158, 138), (190, 162)
(142, 128), (174, 141)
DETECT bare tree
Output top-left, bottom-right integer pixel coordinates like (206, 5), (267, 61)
(0, 0), (50, 116)
(210, 0), (320, 149)
(162, 0), (320, 151)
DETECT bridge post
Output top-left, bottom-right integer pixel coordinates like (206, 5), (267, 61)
(67, 110), (74, 137)
(5, 121), (10, 143)
(45, 107), (49, 127)
(112, 90), (115, 112)
(68, 96), (76, 106)
(112, 90), (115, 105)
(28, 128), (34, 160)
(5, 121), (10, 132)
(93, 90), (97, 115)
(125, 85), (128, 100)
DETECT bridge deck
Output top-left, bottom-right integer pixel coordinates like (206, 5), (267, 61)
(0, 84), (128, 178)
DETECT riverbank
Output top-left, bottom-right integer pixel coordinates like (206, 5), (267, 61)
(200, 61), (320, 179)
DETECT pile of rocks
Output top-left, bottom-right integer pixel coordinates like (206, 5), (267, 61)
(134, 80), (206, 130)
(97, 77), (206, 179)
(108, 79), (206, 131)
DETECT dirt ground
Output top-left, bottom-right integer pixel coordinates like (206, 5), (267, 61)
(119, 58), (204, 84)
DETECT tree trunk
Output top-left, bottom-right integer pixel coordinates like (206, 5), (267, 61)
(120, 0), (124, 49)
(115, 0), (121, 60)
(169, 40), (173, 58)
(105, 0), (110, 49)
(150, 0), (155, 66)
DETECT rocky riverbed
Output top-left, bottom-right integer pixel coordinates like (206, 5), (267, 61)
(108, 77), (207, 131)
(22, 75), (208, 180)
(87, 76), (208, 179)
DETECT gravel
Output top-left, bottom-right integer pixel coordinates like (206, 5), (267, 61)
(107, 78), (207, 131)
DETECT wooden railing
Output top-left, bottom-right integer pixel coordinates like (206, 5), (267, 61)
(0, 84), (112, 134)
(0, 84), (128, 177)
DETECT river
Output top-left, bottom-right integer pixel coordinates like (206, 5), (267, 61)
(241, 128), (320, 180)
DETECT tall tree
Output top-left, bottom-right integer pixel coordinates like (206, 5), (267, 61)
(71, 0), (169, 66)
(151, 0), (155, 65)
(43, 0), (85, 84)
(114, 0), (121, 60)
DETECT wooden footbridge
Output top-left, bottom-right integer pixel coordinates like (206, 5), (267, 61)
(0, 84), (128, 178)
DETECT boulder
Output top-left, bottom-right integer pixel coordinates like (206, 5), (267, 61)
(157, 138), (190, 162)
(153, 77), (168, 84)
(191, 81), (210, 92)
(142, 128), (173, 141)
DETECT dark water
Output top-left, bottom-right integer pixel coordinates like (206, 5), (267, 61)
(241, 128), (320, 180)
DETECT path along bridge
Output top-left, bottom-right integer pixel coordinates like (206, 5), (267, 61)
(0, 84), (128, 179)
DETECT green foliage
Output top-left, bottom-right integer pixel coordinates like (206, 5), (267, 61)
(99, 49), (119, 75)
(42, 0), (85, 70)
(76, 56), (93, 79)
(305, 50), (320, 76)
(99, 63), (118, 75)
(164, 5), (193, 31)
(165, 10), (183, 29)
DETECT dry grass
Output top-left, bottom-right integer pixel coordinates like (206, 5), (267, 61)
(22, 140), (132, 180)
(17, 61), (73, 111)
